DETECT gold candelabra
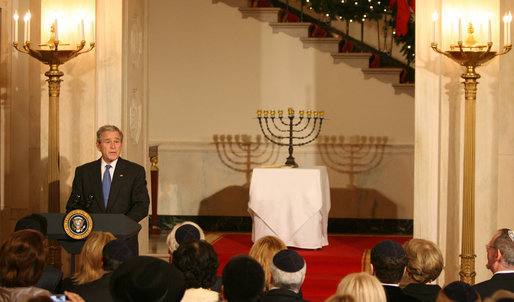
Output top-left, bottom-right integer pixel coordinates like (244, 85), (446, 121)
(12, 14), (95, 214)
(431, 14), (512, 285)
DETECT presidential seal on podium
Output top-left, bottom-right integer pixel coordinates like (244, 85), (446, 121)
(64, 209), (93, 240)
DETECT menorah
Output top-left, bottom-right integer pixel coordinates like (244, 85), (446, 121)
(257, 108), (324, 168)
(318, 135), (388, 187)
(213, 134), (280, 185)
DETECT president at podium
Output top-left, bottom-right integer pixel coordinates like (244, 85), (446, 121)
(66, 125), (150, 253)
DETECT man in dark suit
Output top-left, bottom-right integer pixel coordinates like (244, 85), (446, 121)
(370, 239), (420, 302)
(474, 228), (514, 299)
(66, 125), (150, 252)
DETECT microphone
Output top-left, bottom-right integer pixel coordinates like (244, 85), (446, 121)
(69, 193), (93, 211)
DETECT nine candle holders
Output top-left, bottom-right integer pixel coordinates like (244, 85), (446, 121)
(318, 135), (388, 188)
(431, 22), (511, 285)
(257, 108), (324, 168)
(213, 134), (280, 185)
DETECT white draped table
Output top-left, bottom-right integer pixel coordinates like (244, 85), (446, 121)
(248, 166), (331, 249)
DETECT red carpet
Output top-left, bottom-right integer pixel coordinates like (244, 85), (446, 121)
(211, 233), (411, 302)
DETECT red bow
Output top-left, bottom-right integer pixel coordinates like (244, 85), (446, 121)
(389, 0), (415, 37)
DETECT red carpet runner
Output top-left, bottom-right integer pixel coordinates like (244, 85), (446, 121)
(211, 233), (411, 302)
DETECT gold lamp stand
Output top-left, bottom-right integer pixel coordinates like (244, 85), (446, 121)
(431, 23), (511, 284)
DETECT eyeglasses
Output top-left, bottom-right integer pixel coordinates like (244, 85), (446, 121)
(485, 244), (496, 250)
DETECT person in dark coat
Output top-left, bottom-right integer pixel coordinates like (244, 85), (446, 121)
(474, 228), (514, 299)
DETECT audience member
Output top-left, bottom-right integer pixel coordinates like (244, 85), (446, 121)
(62, 231), (116, 291)
(166, 221), (205, 255)
(484, 289), (514, 302)
(403, 238), (444, 302)
(249, 235), (287, 291)
(329, 272), (386, 302)
(262, 249), (308, 302)
(474, 229), (514, 299)
(370, 239), (420, 302)
(71, 239), (136, 302)
(324, 295), (356, 302)
(14, 214), (64, 294)
(0, 230), (52, 301)
(172, 239), (219, 302)
(222, 254), (265, 302)
(109, 255), (186, 302)
(436, 281), (481, 302)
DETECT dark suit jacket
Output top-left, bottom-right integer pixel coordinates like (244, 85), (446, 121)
(403, 283), (441, 302)
(66, 157), (149, 223)
(383, 285), (421, 302)
(71, 272), (113, 302)
(473, 272), (514, 299)
(262, 288), (310, 302)
(34, 265), (63, 294)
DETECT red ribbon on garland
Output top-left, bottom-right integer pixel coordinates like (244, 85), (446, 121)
(389, 0), (415, 37)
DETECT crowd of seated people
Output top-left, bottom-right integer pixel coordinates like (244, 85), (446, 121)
(2, 216), (514, 302)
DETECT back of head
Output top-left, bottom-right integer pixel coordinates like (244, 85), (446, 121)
(0, 230), (46, 287)
(222, 254), (265, 302)
(436, 281), (480, 302)
(102, 239), (137, 272)
(487, 289), (514, 302)
(166, 221), (205, 254)
(73, 231), (116, 284)
(404, 238), (444, 284)
(370, 239), (406, 284)
(172, 239), (219, 289)
(14, 214), (48, 236)
(269, 249), (306, 293)
(110, 256), (186, 302)
(336, 272), (386, 302)
(325, 294), (357, 302)
(249, 236), (286, 290)
(493, 229), (514, 267)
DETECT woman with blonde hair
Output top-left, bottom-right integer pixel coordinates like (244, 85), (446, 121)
(62, 231), (116, 290)
(249, 235), (287, 291)
(330, 272), (386, 302)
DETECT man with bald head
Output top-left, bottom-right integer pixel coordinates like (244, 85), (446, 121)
(474, 228), (514, 299)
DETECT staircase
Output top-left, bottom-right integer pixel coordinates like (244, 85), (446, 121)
(213, 0), (414, 97)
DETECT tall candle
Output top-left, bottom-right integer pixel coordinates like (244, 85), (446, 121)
(23, 11), (30, 42)
(90, 20), (95, 42)
(432, 12), (438, 43)
(80, 19), (85, 41)
(458, 18), (462, 42)
(504, 14), (508, 44)
(54, 19), (58, 42)
(13, 11), (18, 43)
(508, 12), (512, 44)
(451, 23), (454, 45)
(488, 18), (492, 43)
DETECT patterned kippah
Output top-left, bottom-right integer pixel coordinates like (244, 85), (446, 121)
(373, 239), (405, 258)
(175, 224), (201, 244)
(443, 281), (479, 302)
(273, 249), (305, 273)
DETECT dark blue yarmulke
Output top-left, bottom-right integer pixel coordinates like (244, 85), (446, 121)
(175, 224), (201, 244)
(273, 250), (305, 273)
(442, 281), (479, 302)
(373, 239), (405, 258)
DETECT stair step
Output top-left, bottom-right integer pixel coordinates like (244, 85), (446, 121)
(331, 52), (372, 69)
(239, 7), (281, 23)
(362, 67), (403, 84)
(269, 22), (311, 38)
(212, 0), (249, 7)
(300, 37), (341, 53)
(392, 83), (414, 97)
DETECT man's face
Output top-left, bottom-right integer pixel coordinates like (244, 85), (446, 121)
(97, 130), (122, 164)
(486, 232), (501, 272)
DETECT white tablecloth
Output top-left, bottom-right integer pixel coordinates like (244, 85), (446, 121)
(248, 166), (331, 249)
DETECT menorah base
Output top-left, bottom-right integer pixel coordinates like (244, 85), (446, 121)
(285, 157), (298, 168)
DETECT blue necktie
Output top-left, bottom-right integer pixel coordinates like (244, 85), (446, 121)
(103, 165), (112, 208)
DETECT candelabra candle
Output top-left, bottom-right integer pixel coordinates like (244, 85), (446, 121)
(256, 108), (325, 167)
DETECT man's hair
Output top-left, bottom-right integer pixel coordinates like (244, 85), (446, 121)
(14, 214), (48, 236)
(493, 228), (514, 266)
(222, 255), (264, 302)
(404, 238), (444, 283)
(0, 230), (46, 287)
(172, 240), (219, 289)
(96, 125), (123, 144)
(370, 240), (406, 284)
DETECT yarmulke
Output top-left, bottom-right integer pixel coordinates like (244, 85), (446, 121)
(272, 250), (305, 273)
(175, 224), (201, 244)
(442, 281), (479, 302)
(103, 239), (136, 262)
(373, 239), (405, 258)
(222, 255), (265, 301)
(110, 256), (186, 302)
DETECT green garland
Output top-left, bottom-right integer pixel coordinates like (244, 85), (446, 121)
(299, 0), (415, 65)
